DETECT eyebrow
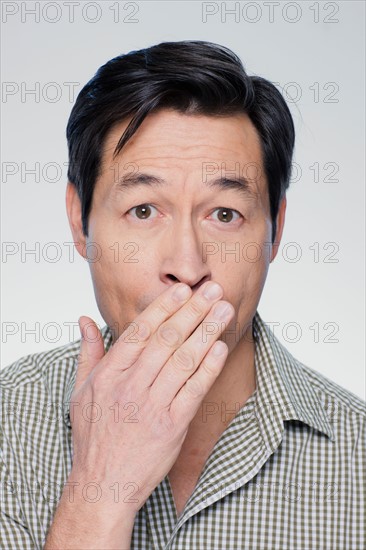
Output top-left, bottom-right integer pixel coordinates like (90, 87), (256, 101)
(113, 172), (259, 201)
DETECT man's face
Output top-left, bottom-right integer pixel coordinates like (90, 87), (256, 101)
(67, 109), (286, 350)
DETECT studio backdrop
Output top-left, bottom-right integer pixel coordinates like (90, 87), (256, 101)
(1, 0), (365, 399)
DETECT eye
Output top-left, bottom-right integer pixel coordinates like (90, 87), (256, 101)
(126, 204), (242, 224)
(127, 204), (158, 220)
(211, 207), (242, 224)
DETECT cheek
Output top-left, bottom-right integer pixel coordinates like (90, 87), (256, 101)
(88, 232), (159, 304)
(216, 233), (271, 311)
(223, 259), (267, 304)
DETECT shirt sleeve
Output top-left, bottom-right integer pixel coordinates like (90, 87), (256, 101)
(0, 458), (39, 549)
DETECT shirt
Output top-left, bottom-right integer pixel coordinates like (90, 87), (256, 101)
(1, 311), (365, 550)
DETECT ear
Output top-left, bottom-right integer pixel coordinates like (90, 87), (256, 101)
(65, 182), (88, 260)
(270, 195), (287, 263)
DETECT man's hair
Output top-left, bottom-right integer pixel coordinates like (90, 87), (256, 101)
(66, 40), (295, 243)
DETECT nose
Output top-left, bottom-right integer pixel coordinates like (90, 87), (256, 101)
(159, 219), (212, 291)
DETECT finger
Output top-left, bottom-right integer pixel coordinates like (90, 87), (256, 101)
(74, 316), (105, 391)
(131, 282), (226, 387)
(101, 283), (193, 372)
(150, 301), (234, 406)
(170, 340), (229, 424)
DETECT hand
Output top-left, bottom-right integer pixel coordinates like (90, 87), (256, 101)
(70, 281), (234, 518)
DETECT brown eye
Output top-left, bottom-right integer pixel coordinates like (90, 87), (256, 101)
(214, 208), (240, 223)
(129, 204), (157, 220)
(135, 204), (151, 219)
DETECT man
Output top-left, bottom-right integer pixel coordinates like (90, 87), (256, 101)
(1, 41), (364, 550)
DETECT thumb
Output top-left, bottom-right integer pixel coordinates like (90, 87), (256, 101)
(75, 315), (105, 391)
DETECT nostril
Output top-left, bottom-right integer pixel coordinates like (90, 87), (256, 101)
(191, 276), (210, 293)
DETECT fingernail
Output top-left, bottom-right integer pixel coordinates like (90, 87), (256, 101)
(173, 284), (191, 301)
(203, 282), (222, 300)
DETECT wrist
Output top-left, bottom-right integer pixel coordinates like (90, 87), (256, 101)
(62, 469), (140, 521)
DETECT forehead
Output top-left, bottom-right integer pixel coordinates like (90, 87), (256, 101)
(104, 109), (262, 160)
(98, 109), (267, 201)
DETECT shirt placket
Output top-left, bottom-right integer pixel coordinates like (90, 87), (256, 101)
(162, 391), (285, 549)
(144, 475), (178, 549)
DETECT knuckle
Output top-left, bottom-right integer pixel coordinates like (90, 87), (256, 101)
(118, 320), (150, 344)
(187, 299), (205, 318)
(172, 348), (195, 372)
(135, 320), (151, 342)
(157, 324), (182, 347)
(157, 299), (173, 317)
(201, 360), (216, 376)
(119, 384), (139, 405)
(151, 409), (175, 438)
(76, 351), (86, 367)
(185, 378), (204, 398)
(202, 356), (222, 376)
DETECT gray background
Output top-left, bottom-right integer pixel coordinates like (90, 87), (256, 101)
(1, 1), (365, 399)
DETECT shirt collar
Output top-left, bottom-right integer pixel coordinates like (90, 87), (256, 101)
(252, 311), (335, 446)
(63, 312), (335, 443)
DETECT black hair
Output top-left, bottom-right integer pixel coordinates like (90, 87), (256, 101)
(66, 40), (295, 243)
